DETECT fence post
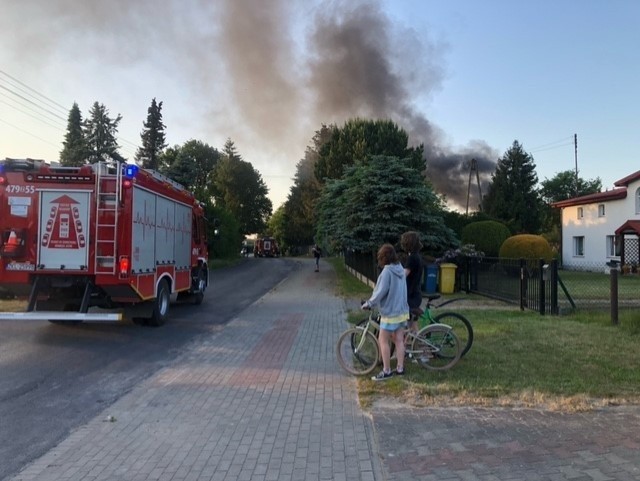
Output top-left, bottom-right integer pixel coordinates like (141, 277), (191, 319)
(460, 256), (468, 292)
(519, 258), (526, 311)
(538, 258), (545, 315)
(611, 267), (619, 325)
(550, 259), (559, 315)
(371, 250), (378, 283)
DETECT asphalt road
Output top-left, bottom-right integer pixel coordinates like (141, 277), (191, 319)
(0, 257), (297, 481)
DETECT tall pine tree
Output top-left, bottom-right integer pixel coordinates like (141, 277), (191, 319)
(59, 102), (88, 166)
(135, 98), (167, 170)
(83, 102), (123, 164)
(482, 140), (542, 233)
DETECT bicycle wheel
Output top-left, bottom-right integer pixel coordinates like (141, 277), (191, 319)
(337, 328), (380, 376)
(433, 311), (473, 357)
(412, 324), (461, 371)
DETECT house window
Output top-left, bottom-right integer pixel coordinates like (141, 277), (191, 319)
(606, 235), (621, 257)
(577, 207), (584, 219)
(573, 236), (584, 257)
(598, 204), (605, 217)
(636, 188), (640, 214)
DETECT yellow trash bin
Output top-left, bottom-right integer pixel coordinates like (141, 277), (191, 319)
(439, 263), (457, 294)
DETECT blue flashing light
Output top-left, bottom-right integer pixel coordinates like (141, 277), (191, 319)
(123, 164), (139, 179)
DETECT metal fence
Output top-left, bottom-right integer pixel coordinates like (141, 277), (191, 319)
(343, 250), (640, 315)
(459, 257), (559, 314)
(343, 249), (378, 288)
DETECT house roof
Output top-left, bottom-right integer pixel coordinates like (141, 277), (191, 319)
(615, 220), (640, 236)
(551, 188), (627, 208)
(614, 170), (640, 187)
(550, 170), (640, 208)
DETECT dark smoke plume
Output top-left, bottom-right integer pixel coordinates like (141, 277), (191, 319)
(306, 2), (497, 210)
(1, 0), (497, 210)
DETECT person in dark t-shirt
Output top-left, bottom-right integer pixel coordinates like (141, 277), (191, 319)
(400, 231), (423, 333)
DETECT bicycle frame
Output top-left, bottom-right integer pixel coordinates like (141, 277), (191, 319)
(414, 294), (460, 328)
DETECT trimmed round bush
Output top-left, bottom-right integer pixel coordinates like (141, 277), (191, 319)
(499, 234), (553, 261)
(461, 221), (511, 257)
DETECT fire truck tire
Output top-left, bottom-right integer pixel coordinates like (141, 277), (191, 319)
(148, 280), (170, 327)
(193, 269), (207, 305)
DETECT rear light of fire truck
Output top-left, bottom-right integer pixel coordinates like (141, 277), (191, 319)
(119, 256), (130, 277)
(0, 164), (6, 185)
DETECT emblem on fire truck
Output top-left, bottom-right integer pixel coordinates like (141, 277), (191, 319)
(42, 195), (85, 249)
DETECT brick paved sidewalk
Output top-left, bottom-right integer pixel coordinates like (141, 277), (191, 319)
(11, 258), (383, 481)
(11, 258), (640, 481)
(372, 404), (640, 481)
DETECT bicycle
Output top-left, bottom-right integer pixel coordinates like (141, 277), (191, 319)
(354, 293), (474, 358)
(336, 308), (462, 376)
(413, 294), (474, 357)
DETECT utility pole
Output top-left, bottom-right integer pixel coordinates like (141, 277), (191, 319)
(466, 158), (483, 215)
(574, 133), (578, 196)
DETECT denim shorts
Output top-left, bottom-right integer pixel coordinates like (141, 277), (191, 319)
(380, 321), (407, 332)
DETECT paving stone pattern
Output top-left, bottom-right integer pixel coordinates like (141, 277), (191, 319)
(11, 260), (381, 481)
(374, 405), (640, 480)
(10, 258), (640, 481)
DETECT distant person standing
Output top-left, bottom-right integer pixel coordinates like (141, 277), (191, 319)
(401, 231), (424, 332)
(312, 244), (322, 272)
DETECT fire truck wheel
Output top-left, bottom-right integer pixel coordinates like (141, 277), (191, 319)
(193, 268), (207, 305)
(148, 280), (170, 327)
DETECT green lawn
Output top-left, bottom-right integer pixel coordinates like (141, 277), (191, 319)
(559, 268), (640, 300)
(328, 257), (640, 411)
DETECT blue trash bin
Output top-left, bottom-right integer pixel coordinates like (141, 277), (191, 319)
(423, 264), (438, 294)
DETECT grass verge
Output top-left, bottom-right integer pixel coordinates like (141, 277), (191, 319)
(329, 257), (640, 412)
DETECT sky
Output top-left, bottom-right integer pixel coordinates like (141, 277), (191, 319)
(1, 0), (639, 212)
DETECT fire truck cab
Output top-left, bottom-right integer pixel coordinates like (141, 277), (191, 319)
(0, 158), (209, 326)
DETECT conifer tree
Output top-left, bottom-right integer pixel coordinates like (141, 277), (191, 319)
(212, 139), (272, 235)
(59, 102), (88, 166)
(83, 102), (123, 164)
(482, 140), (542, 233)
(135, 98), (167, 170)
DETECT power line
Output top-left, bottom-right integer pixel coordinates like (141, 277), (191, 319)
(0, 117), (61, 149)
(529, 136), (574, 154)
(0, 84), (67, 122)
(0, 70), (69, 115)
(0, 96), (65, 131)
(0, 71), (142, 159)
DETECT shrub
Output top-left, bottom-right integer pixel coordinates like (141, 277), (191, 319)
(499, 234), (553, 261)
(436, 244), (484, 264)
(461, 221), (511, 257)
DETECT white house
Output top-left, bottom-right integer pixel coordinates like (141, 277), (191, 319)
(552, 170), (640, 271)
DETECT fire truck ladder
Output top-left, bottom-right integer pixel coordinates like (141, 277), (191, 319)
(94, 162), (122, 274)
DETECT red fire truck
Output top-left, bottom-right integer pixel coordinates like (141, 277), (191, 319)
(253, 236), (280, 257)
(0, 158), (209, 326)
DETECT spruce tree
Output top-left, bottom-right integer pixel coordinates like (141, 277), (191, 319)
(482, 140), (542, 233)
(83, 102), (123, 164)
(59, 103), (88, 166)
(135, 98), (167, 170)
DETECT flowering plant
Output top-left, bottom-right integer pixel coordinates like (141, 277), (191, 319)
(435, 244), (485, 264)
